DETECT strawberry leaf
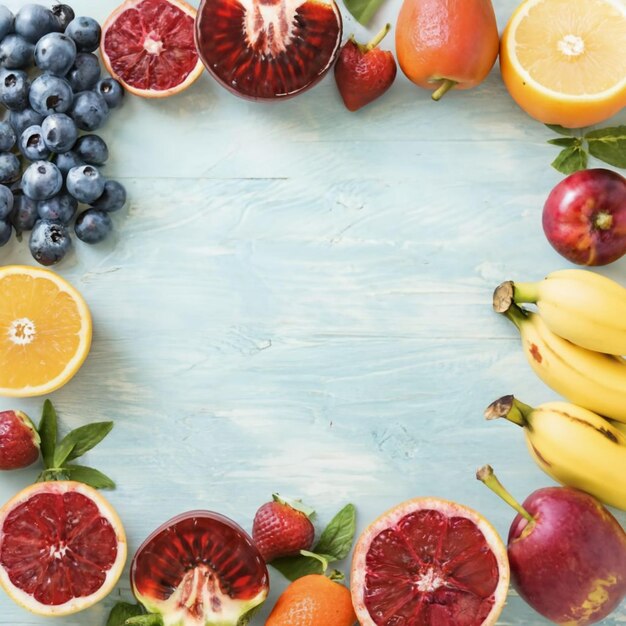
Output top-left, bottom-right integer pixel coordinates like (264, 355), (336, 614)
(273, 493), (315, 518)
(38, 400), (58, 470)
(342, 0), (386, 25)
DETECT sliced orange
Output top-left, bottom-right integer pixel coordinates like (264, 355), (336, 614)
(351, 497), (510, 626)
(0, 266), (92, 398)
(500, 0), (626, 128)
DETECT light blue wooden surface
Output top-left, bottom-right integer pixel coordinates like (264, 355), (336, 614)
(1, 0), (625, 623)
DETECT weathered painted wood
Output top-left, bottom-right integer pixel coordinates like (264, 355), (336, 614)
(0, 0), (625, 623)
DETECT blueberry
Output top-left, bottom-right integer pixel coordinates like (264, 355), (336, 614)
(0, 185), (14, 219)
(70, 90), (108, 131)
(0, 34), (35, 69)
(75, 134), (108, 165)
(0, 121), (16, 151)
(29, 73), (73, 115)
(0, 69), (30, 111)
(10, 194), (38, 234)
(66, 52), (100, 91)
(65, 17), (101, 53)
(95, 78), (124, 109)
(37, 193), (77, 224)
(55, 149), (84, 175)
(35, 33), (76, 76)
(19, 125), (50, 161)
(22, 161), (63, 200)
(93, 179), (126, 212)
(0, 219), (11, 246)
(74, 208), (112, 244)
(0, 6), (15, 42)
(9, 107), (44, 136)
(66, 164), (105, 203)
(51, 5), (75, 31)
(15, 5), (57, 43)
(41, 113), (78, 153)
(29, 219), (71, 265)
(0, 153), (20, 184)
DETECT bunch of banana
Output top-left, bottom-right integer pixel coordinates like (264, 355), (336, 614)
(485, 395), (626, 510)
(493, 269), (626, 424)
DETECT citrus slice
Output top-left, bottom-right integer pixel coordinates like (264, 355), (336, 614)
(0, 265), (92, 398)
(0, 481), (127, 616)
(101, 0), (204, 98)
(351, 498), (510, 626)
(500, 0), (626, 128)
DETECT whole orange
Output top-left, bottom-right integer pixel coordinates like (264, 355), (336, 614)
(266, 574), (356, 626)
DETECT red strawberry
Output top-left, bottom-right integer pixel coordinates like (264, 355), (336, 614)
(335, 23), (397, 112)
(0, 410), (40, 470)
(253, 494), (315, 562)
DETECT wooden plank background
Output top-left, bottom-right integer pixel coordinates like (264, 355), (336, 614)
(0, 0), (625, 623)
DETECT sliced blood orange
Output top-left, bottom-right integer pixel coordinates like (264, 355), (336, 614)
(0, 481), (127, 616)
(195, 0), (342, 100)
(101, 0), (204, 98)
(351, 498), (510, 626)
(131, 511), (269, 625)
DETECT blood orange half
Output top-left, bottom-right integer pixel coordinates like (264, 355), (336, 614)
(101, 0), (204, 98)
(0, 481), (127, 616)
(351, 498), (510, 626)
(131, 511), (269, 625)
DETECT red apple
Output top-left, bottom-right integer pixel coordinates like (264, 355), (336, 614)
(0, 410), (40, 470)
(542, 168), (626, 266)
(478, 466), (626, 625)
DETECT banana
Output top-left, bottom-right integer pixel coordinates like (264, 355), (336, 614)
(486, 395), (626, 510)
(496, 303), (626, 423)
(494, 269), (626, 355)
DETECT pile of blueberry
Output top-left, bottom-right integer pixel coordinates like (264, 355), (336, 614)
(0, 3), (127, 266)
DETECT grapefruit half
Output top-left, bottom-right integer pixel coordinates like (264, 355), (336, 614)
(0, 481), (127, 616)
(351, 498), (510, 626)
(101, 0), (204, 98)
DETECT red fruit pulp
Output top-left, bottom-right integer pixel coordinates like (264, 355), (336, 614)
(0, 410), (39, 470)
(103, 0), (199, 92)
(0, 492), (119, 605)
(131, 511), (269, 624)
(195, 0), (342, 100)
(364, 510), (500, 625)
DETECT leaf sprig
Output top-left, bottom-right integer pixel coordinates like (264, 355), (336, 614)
(36, 399), (115, 489)
(547, 124), (626, 174)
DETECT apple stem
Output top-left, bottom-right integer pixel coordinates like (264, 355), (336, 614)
(594, 212), (613, 231)
(366, 23), (391, 51)
(432, 79), (458, 101)
(485, 394), (535, 427)
(476, 465), (535, 522)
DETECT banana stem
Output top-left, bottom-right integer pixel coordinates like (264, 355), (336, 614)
(512, 281), (540, 304)
(366, 23), (391, 51)
(485, 395), (535, 427)
(432, 79), (457, 101)
(501, 302), (528, 330)
(476, 465), (535, 523)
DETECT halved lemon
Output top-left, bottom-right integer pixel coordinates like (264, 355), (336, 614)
(500, 0), (626, 128)
(0, 266), (92, 397)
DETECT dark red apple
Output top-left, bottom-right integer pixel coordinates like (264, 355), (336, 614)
(543, 168), (626, 266)
(478, 466), (626, 625)
(0, 410), (40, 470)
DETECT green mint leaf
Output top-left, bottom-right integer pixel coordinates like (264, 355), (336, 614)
(64, 465), (115, 489)
(547, 137), (578, 147)
(551, 145), (588, 175)
(271, 554), (326, 581)
(38, 400), (58, 470)
(343, 0), (386, 25)
(545, 124), (574, 136)
(55, 421), (114, 466)
(314, 504), (357, 560)
(586, 125), (626, 168)
(125, 615), (163, 626)
(107, 602), (144, 626)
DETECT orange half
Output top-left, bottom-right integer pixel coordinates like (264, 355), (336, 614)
(0, 266), (92, 397)
(500, 0), (626, 128)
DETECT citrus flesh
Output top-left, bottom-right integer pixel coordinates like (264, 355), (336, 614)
(0, 266), (92, 397)
(0, 481), (127, 616)
(500, 0), (626, 127)
(351, 498), (510, 626)
(101, 0), (204, 98)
